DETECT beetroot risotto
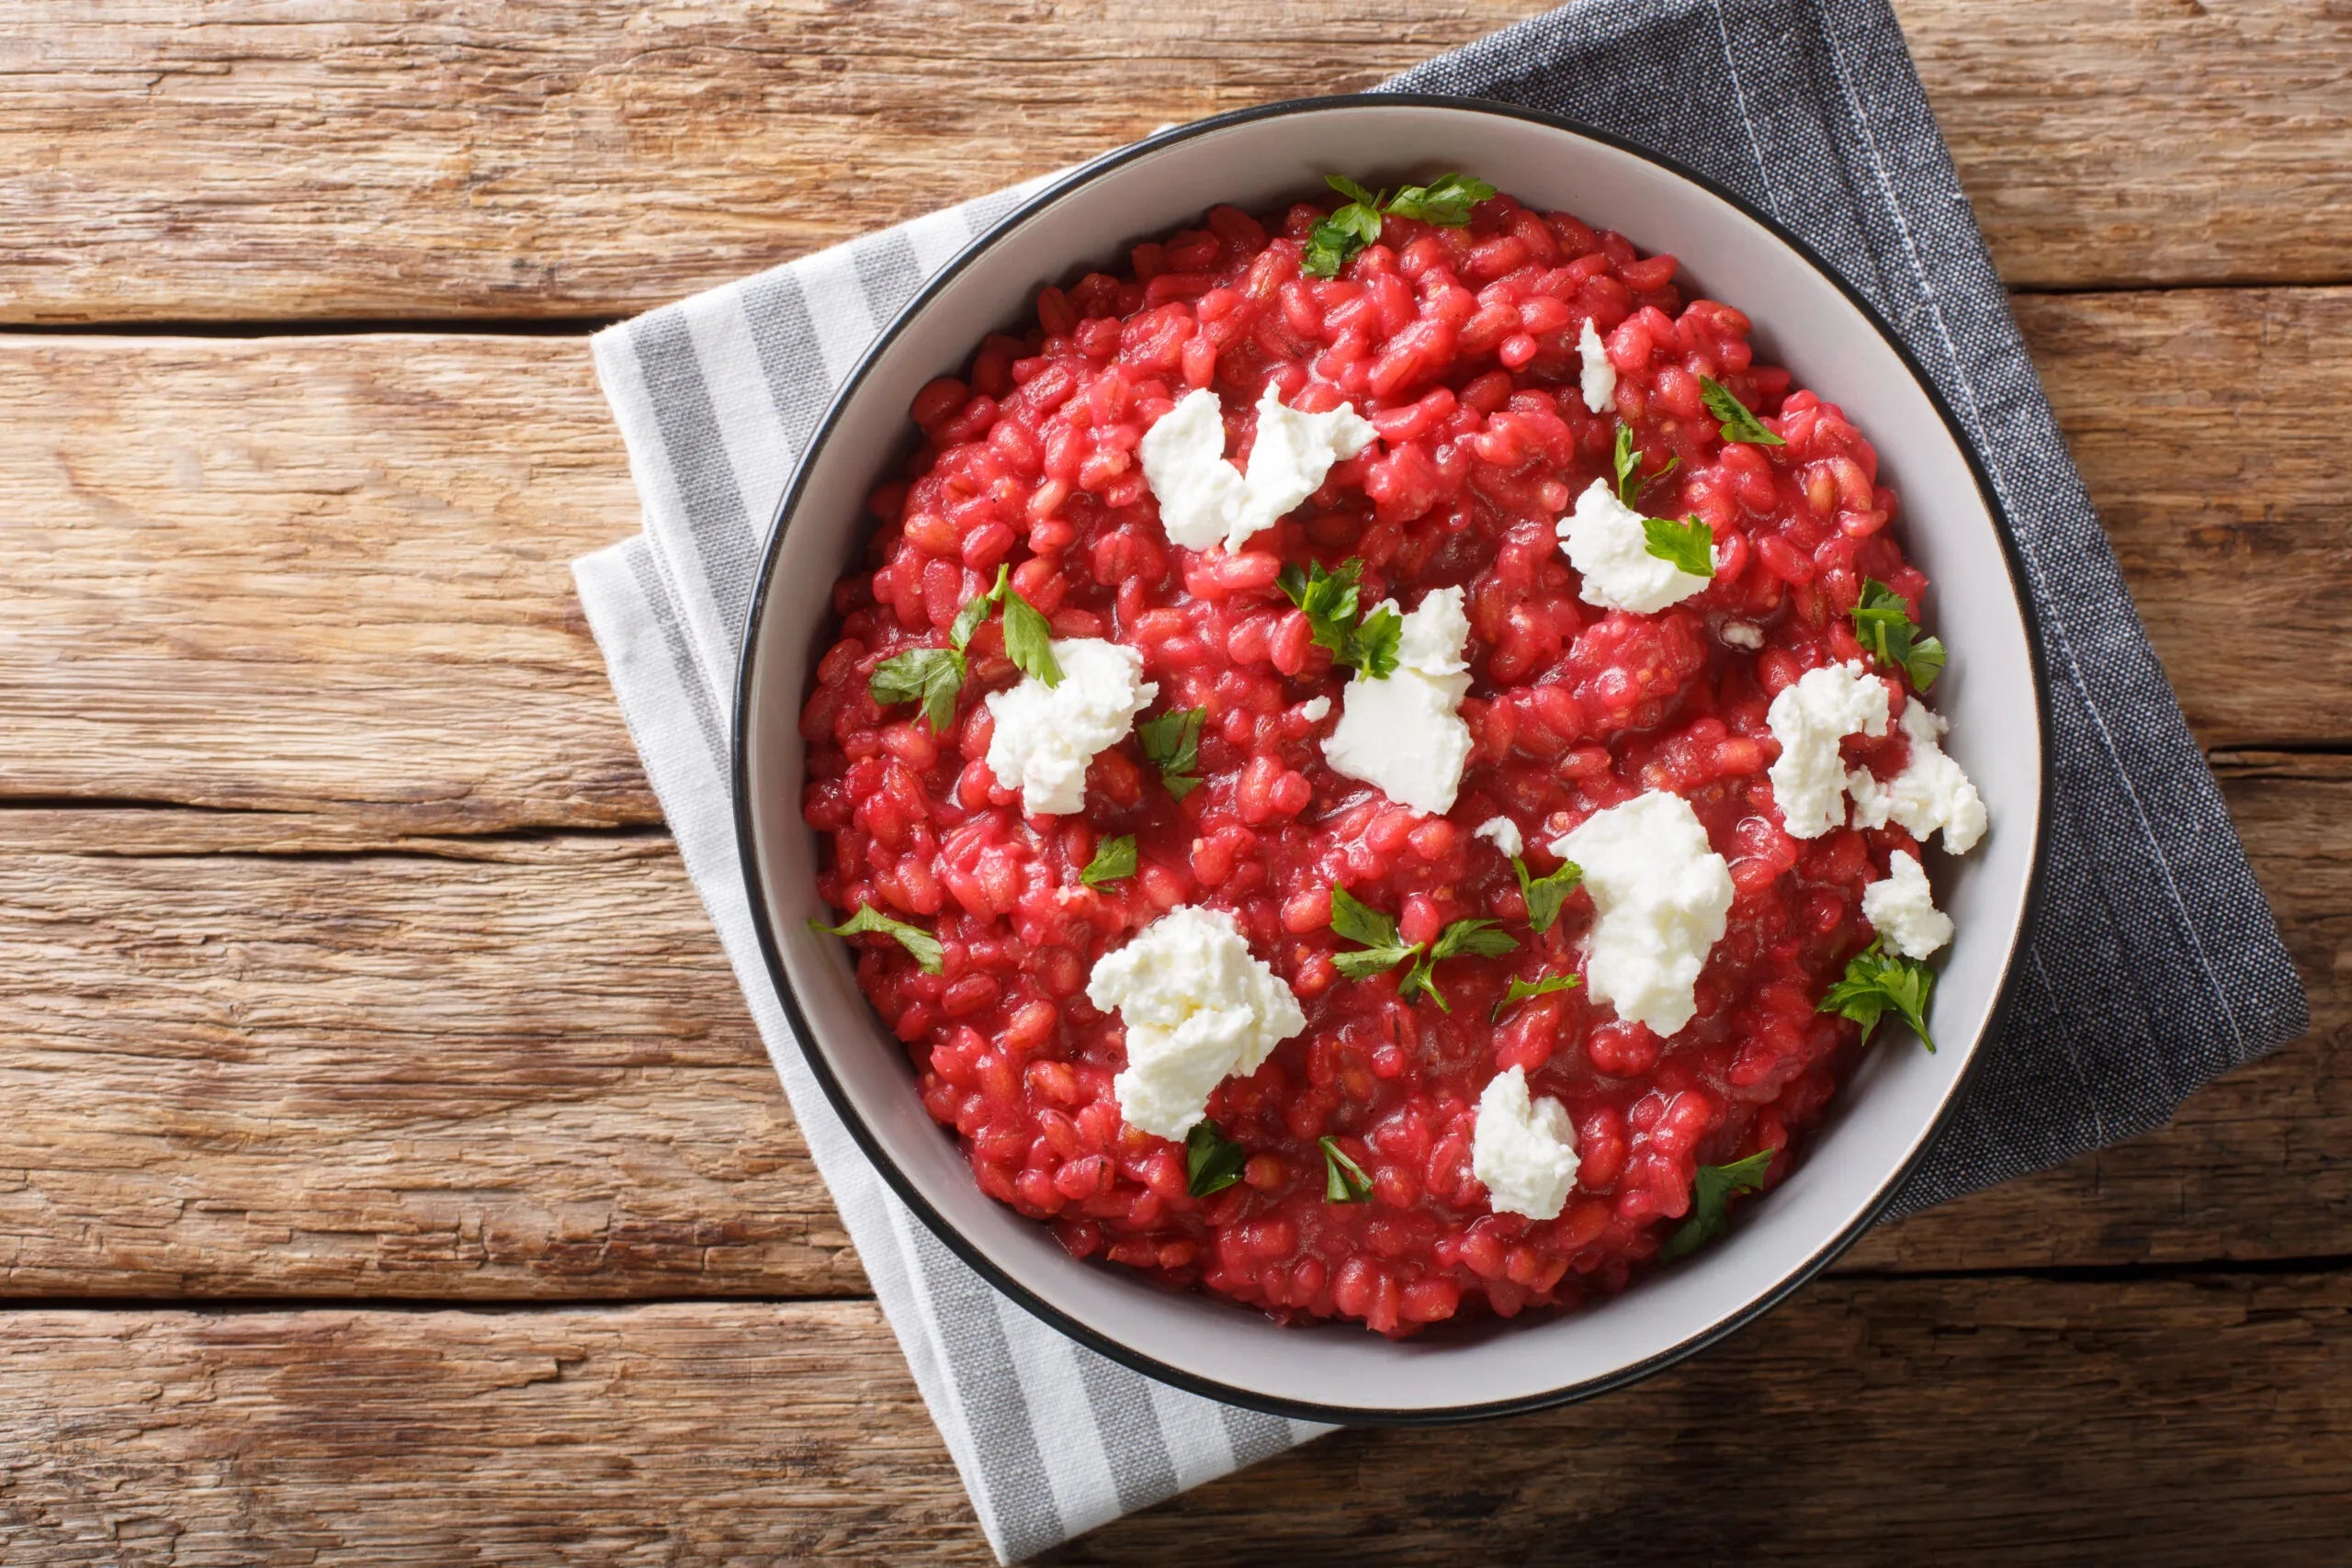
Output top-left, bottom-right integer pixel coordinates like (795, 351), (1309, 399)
(801, 173), (1987, 1337)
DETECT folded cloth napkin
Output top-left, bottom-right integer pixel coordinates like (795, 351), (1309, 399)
(572, 0), (2307, 1556)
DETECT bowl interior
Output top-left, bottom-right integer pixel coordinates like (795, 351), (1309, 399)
(739, 99), (2042, 1419)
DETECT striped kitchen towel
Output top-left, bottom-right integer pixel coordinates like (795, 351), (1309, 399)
(571, 0), (2305, 1558)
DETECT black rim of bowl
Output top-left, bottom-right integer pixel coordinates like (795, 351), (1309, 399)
(731, 91), (2053, 1427)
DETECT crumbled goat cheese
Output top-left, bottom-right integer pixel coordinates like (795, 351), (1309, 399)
(1297, 695), (1331, 724)
(1138, 383), (1376, 554)
(1473, 1066), (1580, 1221)
(1862, 849), (1954, 959)
(1553, 790), (1735, 1038)
(1766, 660), (1890, 840)
(982, 637), (1158, 817)
(1321, 587), (1475, 816)
(1474, 816), (1525, 859)
(1578, 318), (1618, 414)
(1557, 479), (1714, 615)
(1718, 619), (1765, 650)
(1088, 906), (1306, 1141)
(1848, 699), (1988, 855)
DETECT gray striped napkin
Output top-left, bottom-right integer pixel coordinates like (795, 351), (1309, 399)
(572, 0), (2304, 1557)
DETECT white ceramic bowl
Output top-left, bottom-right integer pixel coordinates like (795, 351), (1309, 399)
(735, 96), (2047, 1423)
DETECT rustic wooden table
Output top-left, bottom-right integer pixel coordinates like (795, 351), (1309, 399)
(2, 2), (2346, 1561)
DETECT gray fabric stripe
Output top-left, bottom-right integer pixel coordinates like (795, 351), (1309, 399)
(1071, 1349), (1180, 1512)
(629, 307), (767, 656)
(909, 1225), (1065, 1558)
(962, 183), (1034, 240)
(1216, 1403), (1295, 1469)
(625, 540), (729, 767)
(851, 226), (927, 326)
(738, 265), (841, 468)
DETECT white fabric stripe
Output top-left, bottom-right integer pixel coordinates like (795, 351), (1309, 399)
(794, 240), (884, 387)
(588, 326), (739, 701)
(905, 202), (980, 275)
(682, 286), (801, 571)
(1144, 1375), (1241, 1488)
(986, 1292), (1126, 1538)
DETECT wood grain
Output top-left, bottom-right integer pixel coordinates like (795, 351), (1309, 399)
(2, 286), (2345, 838)
(0, 749), (2335, 1298)
(0, 1), (2344, 323)
(1, 1274), (2346, 1565)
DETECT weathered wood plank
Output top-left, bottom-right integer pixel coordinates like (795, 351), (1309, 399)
(2, 288), (2344, 835)
(0, 1), (2342, 322)
(0, 820), (864, 1299)
(2, 1276), (2347, 1565)
(0, 750), (2335, 1297)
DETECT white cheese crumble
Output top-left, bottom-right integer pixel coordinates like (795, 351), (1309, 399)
(1087, 905), (1306, 1141)
(1472, 1066), (1580, 1221)
(1552, 790), (1734, 1038)
(982, 637), (1158, 817)
(1138, 383), (1376, 555)
(1862, 849), (1954, 959)
(1297, 695), (1331, 724)
(1321, 586), (1475, 817)
(1765, 660), (1890, 840)
(1848, 699), (1988, 855)
(1557, 479), (1714, 615)
(1718, 619), (1765, 650)
(1578, 318), (1617, 414)
(1474, 816), (1524, 859)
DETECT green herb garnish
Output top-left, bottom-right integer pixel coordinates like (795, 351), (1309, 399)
(1396, 918), (1518, 1014)
(1698, 375), (1786, 446)
(1818, 939), (1936, 1052)
(1328, 889), (1516, 1012)
(1080, 834), (1136, 888)
(808, 903), (944, 976)
(867, 647), (967, 734)
(1612, 423), (1679, 510)
(867, 562), (1058, 728)
(1491, 971), (1581, 1023)
(1319, 1136), (1374, 1203)
(1185, 1121), (1249, 1198)
(1278, 557), (1402, 679)
(1302, 172), (1498, 278)
(1642, 514), (1717, 578)
(1329, 886), (1419, 980)
(1136, 706), (1206, 800)
(1658, 1148), (1775, 1260)
(1851, 578), (1946, 691)
(1510, 855), (1584, 935)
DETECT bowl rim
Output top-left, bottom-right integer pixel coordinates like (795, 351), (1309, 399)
(730, 91), (2053, 1426)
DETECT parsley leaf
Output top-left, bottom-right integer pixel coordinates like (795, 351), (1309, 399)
(949, 567), (1003, 651)
(1850, 578), (1946, 691)
(1136, 706), (1206, 800)
(1658, 1148), (1775, 1260)
(1304, 195), (1383, 279)
(1184, 1121), (1249, 1197)
(1612, 423), (1680, 510)
(998, 583), (1061, 687)
(1329, 886), (1419, 980)
(1080, 834), (1136, 888)
(1511, 855), (1584, 935)
(868, 647), (967, 734)
(1382, 172), (1498, 225)
(1642, 514), (1717, 578)
(808, 903), (944, 976)
(1278, 557), (1402, 679)
(1302, 172), (1497, 278)
(1491, 971), (1581, 1023)
(1319, 1136), (1374, 1203)
(1818, 939), (1937, 1052)
(1698, 376), (1787, 446)
(1397, 918), (1519, 1013)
